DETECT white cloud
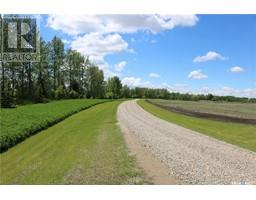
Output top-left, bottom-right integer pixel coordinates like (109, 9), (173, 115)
(221, 86), (234, 93)
(115, 61), (127, 72)
(214, 87), (256, 98)
(193, 86), (256, 98)
(70, 32), (131, 78)
(158, 82), (256, 98)
(229, 66), (244, 73)
(61, 39), (71, 44)
(47, 14), (198, 35)
(124, 78), (256, 98)
(149, 73), (160, 78)
(151, 39), (157, 44)
(188, 69), (208, 79)
(162, 84), (256, 98)
(161, 83), (190, 93)
(47, 15), (198, 78)
(193, 51), (226, 63)
(71, 32), (129, 58)
(122, 77), (150, 87)
(167, 15), (199, 27)
(243, 88), (256, 97)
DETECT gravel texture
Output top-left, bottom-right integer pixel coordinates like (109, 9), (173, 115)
(117, 100), (256, 184)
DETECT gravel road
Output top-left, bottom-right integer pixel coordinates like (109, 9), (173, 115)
(117, 100), (256, 184)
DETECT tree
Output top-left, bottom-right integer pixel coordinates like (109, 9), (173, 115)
(121, 85), (131, 98)
(0, 24), (252, 106)
(0, 64), (16, 108)
(33, 38), (51, 102)
(206, 93), (214, 101)
(106, 76), (122, 99)
(50, 36), (65, 91)
(85, 65), (105, 98)
(66, 49), (85, 96)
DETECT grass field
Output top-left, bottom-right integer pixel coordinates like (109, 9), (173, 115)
(138, 100), (256, 152)
(0, 101), (147, 184)
(0, 99), (108, 152)
(147, 99), (256, 119)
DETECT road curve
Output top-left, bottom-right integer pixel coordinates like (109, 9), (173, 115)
(117, 100), (256, 184)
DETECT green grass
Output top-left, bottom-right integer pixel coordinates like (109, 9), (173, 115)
(138, 100), (256, 152)
(148, 99), (256, 119)
(0, 99), (108, 151)
(0, 101), (147, 184)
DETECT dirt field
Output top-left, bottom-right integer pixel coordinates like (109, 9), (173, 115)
(147, 99), (256, 124)
(117, 100), (256, 184)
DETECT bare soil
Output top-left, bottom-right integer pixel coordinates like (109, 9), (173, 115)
(147, 100), (256, 125)
(118, 121), (176, 184)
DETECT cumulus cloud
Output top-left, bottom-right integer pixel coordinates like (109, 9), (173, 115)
(121, 79), (256, 98)
(191, 86), (256, 98)
(214, 87), (256, 98)
(61, 39), (71, 44)
(47, 14), (199, 35)
(71, 32), (129, 58)
(149, 73), (160, 78)
(47, 15), (198, 78)
(161, 83), (190, 93)
(243, 88), (256, 97)
(193, 51), (226, 63)
(115, 61), (127, 72)
(162, 84), (256, 98)
(229, 66), (244, 73)
(122, 77), (150, 87)
(70, 32), (130, 77)
(188, 69), (208, 79)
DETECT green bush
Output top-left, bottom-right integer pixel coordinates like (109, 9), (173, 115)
(54, 86), (67, 100)
(0, 99), (108, 152)
(68, 90), (79, 99)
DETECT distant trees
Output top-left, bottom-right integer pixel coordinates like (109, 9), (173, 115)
(125, 87), (171, 99)
(1, 35), (255, 107)
(165, 92), (256, 103)
(2, 43), (256, 108)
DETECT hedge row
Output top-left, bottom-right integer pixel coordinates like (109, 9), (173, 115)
(0, 99), (108, 152)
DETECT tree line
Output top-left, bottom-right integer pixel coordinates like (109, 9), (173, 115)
(1, 35), (115, 107)
(1, 35), (255, 108)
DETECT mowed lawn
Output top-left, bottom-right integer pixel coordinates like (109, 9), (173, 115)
(0, 101), (147, 184)
(138, 100), (256, 152)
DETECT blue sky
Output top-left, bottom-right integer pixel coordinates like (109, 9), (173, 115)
(40, 15), (256, 97)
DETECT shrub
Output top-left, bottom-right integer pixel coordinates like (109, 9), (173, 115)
(54, 86), (67, 99)
(0, 99), (108, 152)
(68, 90), (79, 99)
